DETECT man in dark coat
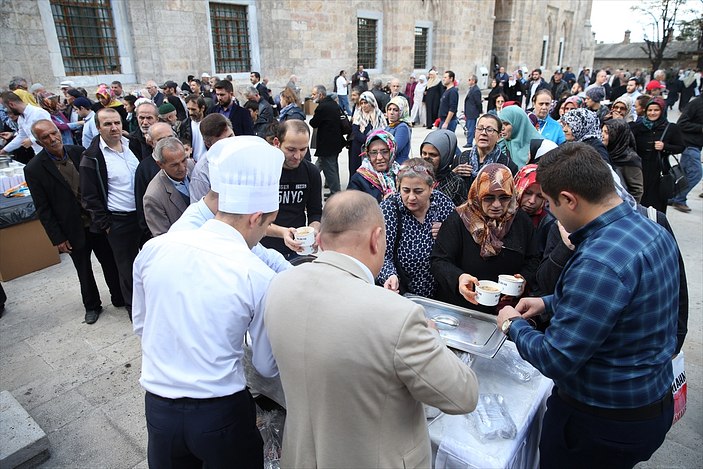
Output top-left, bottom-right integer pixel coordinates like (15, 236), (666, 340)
(351, 65), (370, 92)
(463, 74), (482, 148)
(208, 79), (254, 136)
(24, 119), (122, 324)
(310, 85), (345, 195)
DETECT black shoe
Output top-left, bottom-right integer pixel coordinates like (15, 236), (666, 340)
(85, 306), (103, 325)
(111, 297), (126, 308)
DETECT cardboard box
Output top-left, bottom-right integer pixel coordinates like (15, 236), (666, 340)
(0, 219), (60, 281)
(304, 98), (317, 116)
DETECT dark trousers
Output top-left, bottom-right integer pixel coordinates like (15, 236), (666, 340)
(69, 229), (123, 312)
(315, 154), (341, 193)
(540, 388), (674, 469)
(106, 212), (141, 318)
(145, 389), (263, 469)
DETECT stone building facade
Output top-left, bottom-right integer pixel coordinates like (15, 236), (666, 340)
(0, 0), (593, 94)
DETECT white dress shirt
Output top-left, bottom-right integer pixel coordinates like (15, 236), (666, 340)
(169, 198), (292, 273)
(100, 136), (139, 212)
(190, 119), (207, 162)
(2, 104), (50, 154)
(133, 218), (279, 399)
(81, 111), (98, 148)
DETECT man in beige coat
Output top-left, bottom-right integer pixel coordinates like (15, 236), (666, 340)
(264, 191), (478, 468)
(143, 137), (194, 236)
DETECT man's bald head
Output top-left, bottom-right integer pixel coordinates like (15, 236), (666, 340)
(147, 122), (175, 148)
(319, 191), (386, 276)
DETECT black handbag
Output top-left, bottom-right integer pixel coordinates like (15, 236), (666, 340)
(667, 154), (689, 196)
(657, 124), (689, 199)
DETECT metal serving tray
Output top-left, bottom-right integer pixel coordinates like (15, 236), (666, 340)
(405, 295), (506, 358)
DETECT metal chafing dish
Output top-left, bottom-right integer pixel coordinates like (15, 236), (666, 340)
(405, 295), (506, 358)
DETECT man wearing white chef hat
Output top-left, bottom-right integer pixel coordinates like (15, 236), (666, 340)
(132, 136), (283, 468)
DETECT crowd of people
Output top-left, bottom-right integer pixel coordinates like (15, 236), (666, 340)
(0, 60), (700, 468)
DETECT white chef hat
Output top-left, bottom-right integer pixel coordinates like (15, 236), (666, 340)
(208, 136), (284, 214)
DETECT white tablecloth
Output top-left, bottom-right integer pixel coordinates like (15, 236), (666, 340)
(430, 341), (553, 469)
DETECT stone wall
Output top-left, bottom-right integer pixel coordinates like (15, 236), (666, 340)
(1, 0), (592, 97)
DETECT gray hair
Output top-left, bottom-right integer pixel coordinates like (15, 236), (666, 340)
(469, 74), (478, 82)
(30, 119), (56, 139)
(244, 85), (259, 97)
(397, 157), (435, 186)
(136, 101), (158, 115)
(153, 136), (184, 163)
(313, 85), (327, 96)
(372, 78), (383, 88)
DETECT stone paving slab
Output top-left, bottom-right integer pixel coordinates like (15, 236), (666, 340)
(0, 390), (50, 468)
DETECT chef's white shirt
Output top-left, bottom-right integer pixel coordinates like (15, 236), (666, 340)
(133, 218), (279, 399)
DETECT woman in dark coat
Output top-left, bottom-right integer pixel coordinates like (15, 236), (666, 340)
(631, 97), (685, 213)
(430, 163), (538, 314)
(423, 70), (443, 129)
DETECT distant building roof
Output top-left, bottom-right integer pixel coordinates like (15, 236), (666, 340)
(595, 40), (698, 60)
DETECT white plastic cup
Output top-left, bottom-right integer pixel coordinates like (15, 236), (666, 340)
(498, 274), (525, 297)
(476, 280), (502, 306)
(294, 226), (315, 255)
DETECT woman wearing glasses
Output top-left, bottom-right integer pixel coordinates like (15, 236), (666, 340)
(606, 95), (634, 123)
(454, 114), (516, 187)
(378, 158), (456, 297)
(348, 129), (400, 202)
(431, 163), (538, 313)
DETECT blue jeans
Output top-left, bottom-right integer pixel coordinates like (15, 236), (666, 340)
(441, 117), (458, 132)
(465, 118), (477, 147)
(671, 146), (702, 205)
(338, 95), (351, 115)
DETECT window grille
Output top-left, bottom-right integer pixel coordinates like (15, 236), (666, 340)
(50, 0), (121, 76)
(209, 2), (251, 73)
(357, 18), (377, 69)
(414, 27), (428, 70)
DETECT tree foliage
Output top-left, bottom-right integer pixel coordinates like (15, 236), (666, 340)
(632, 0), (686, 73)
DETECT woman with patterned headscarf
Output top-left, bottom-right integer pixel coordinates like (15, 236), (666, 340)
(631, 97), (685, 212)
(348, 129), (399, 202)
(558, 95), (584, 117)
(95, 84), (127, 129)
(497, 105), (543, 169)
(431, 163), (538, 314)
(36, 91), (81, 145)
(349, 91), (387, 177)
(385, 96), (412, 164)
(560, 108), (610, 163)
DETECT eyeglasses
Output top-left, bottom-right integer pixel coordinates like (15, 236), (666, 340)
(611, 105), (628, 112)
(368, 149), (390, 158)
(399, 164), (433, 175)
(481, 195), (512, 204)
(476, 126), (499, 135)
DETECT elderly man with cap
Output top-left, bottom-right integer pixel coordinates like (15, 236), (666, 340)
(158, 102), (179, 132)
(584, 85), (608, 125)
(132, 136), (282, 468)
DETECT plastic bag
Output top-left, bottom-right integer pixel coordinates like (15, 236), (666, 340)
(467, 393), (517, 442)
(494, 343), (539, 383)
(256, 407), (285, 469)
(672, 352), (686, 425)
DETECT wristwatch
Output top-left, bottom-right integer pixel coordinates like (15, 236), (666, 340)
(501, 318), (514, 336)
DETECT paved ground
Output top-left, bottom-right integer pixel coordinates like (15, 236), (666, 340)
(0, 122), (701, 468)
